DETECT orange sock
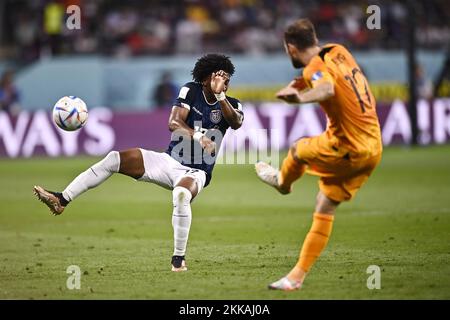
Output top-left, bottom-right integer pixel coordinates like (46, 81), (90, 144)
(297, 212), (334, 273)
(279, 150), (305, 190)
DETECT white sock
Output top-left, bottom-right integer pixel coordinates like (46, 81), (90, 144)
(62, 151), (120, 202)
(172, 186), (192, 256)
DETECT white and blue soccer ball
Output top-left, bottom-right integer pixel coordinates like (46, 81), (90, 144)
(52, 96), (88, 131)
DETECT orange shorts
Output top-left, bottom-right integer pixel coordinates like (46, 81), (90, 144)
(295, 133), (382, 202)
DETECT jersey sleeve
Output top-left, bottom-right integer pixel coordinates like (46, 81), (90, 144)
(302, 58), (335, 89)
(173, 82), (197, 110)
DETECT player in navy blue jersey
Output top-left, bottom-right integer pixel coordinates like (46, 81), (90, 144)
(166, 80), (243, 187)
(33, 54), (244, 272)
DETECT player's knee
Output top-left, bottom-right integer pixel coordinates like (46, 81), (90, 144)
(289, 143), (297, 154)
(172, 186), (192, 207)
(119, 148), (141, 164)
(315, 192), (339, 214)
(289, 143), (303, 164)
(118, 148), (144, 178)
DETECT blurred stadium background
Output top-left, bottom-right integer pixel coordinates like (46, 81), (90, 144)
(0, 0), (449, 300)
(0, 0), (449, 156)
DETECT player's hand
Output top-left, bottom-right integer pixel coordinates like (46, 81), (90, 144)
(290, 77), (308, 91)
(211, 70), (230, 94)
(287, 79), (298, 88)
(199, 135), (216, 155)
(276, 86), (302, 104)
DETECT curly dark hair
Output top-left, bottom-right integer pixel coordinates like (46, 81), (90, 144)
(191, 54), (235, 83)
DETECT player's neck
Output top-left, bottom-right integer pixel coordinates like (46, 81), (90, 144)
(303, 46), (321, 65)
(202, 88), (217, 105)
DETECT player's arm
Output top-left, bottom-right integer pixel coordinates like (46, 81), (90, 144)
(277, 60), (335, 104)
(168, 106), (193, 135)
(276, 81), (334, 104)
(211, 71), (243, 129)
(168, 107), (216, 154)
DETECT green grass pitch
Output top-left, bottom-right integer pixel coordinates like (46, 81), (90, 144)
(0, 146), (449, 299)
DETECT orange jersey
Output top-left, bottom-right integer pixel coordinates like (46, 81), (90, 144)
(302, 43), (382, 156)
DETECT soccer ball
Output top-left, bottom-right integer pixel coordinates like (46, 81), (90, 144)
(52, 96), (88, 131)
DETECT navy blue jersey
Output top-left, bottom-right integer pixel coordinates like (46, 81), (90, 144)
(166, 82), (243, 187)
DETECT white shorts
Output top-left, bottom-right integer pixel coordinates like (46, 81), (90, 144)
(137, 149), (207, 193)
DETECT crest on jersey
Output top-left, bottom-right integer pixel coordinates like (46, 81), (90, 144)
(210, 110), (222, 124)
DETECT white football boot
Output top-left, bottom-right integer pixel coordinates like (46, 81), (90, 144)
(268, 277), (302, 291)
(255, 162), (291, 194)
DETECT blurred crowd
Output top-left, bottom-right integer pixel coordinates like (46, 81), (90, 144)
(0, 0), (449, 64)
(0, 70), (20, 115)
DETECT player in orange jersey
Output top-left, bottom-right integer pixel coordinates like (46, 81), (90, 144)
(255, 18), (382, 291)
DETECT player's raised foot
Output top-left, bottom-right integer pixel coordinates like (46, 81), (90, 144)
(255, 162), (291, 194)
(268, 276), (302, 291)
(33, 186), (66, 215)
(171, 255), (187, 272)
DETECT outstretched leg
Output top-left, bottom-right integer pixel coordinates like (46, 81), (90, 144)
(255, 143), (306, 194)
(269, 191), (339, 291)
(34, 148), (144, 215)
(171, 176), (198, 272)
(279, 144), (307, 191)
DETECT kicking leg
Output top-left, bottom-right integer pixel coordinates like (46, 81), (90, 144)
(33, 148), (144, 215)
(269, 191), (339, 291)
(255, 143), (306, 194)
(171, 176), (198, 272)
